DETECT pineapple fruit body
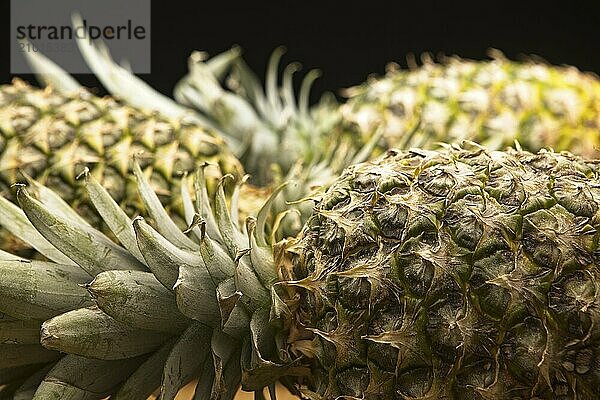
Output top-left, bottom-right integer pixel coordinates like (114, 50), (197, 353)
(292, 145), (600, 399)
(0, 79), (243, 250)
(0, 144), (599, 399)
(0, 80), (242, 204)
(341, 54), (600, 159)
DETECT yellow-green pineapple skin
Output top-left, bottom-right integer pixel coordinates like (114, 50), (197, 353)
(0, 79), (243, 245)
(342, 55), (600, 158)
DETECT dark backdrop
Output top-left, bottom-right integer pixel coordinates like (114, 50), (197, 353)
(2, 2), (599, 102)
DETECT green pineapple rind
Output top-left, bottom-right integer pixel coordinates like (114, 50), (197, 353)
(292, 144), (600, 399)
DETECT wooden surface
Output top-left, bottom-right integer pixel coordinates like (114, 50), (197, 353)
(150, 382), (298, 399)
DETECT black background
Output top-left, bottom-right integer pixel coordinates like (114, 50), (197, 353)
(1, 2), (599, 102)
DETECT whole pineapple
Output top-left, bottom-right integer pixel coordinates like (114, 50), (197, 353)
(1, 144), (599, 399)
(341, 52), (600, 158)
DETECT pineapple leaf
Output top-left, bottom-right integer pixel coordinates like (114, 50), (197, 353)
(32, 355), (145, 400)
(113, 338), (177, 400)
(215, 176), (247, 258)
(235, 255), (271, 311)
(216, 278), (250, 338)
(160, 322), (212, 400)
(16, 188), (146, 276)
(133, 162), (197, 250)
(180, 174), (203, 241)
(194, 166), (222, 242)
(266, 47), (286, 114)
(20, 39), (81, 93)
(72, 14), (205, 123)
(0, 259), (92, 321)
(85, 173), (145, 262)
(205, 46), (242, 81)
(89, 270), (190, 334)
(41, 307), (170, 360)
(210, 331), (242, 400)
(173, 249), (221, 326)
(23, 174), (91, 228)
(0, 195), (75, 265)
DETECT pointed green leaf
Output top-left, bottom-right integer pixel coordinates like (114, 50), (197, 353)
(113, 338), (177, 400)
(245, 218), (277, 286)
(241, 309), (308, 391)
(89, 270), (189, 334)
(85, 174), (145, 263)
(0, 259), (92, 321)
(199, 225), (236, 283)
(17, 189), (146, 276)
(265, 47), (285, 113)
(255, 183), (287, 247)
(160, 322), (212, 400)
(24, 174), (91, 228)
(134, 217), (202, 290)
(21, 39), (81, 93)
(230, 58), (266, 110)
(210, 331), (242, 400)
(41, 307), (170, 360)
(0, 195), (74, 265)
(32, 354), (145, 400)
(215, 178), (246, 257)
(174, 253), (220, 326)
(181, 174), (203, 241)
(72, 14), (204, 123)
(235, 258), (270, 311)
(281, 62), (300, 112)
(298, 69), (321, 116)
(216, 278), (250, 338)
(206, 46), (242, 81)
(133, 162), (196, 250)
(194, 166), (222, 242)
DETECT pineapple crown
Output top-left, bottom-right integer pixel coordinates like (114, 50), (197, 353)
(0, 158), (308, 398)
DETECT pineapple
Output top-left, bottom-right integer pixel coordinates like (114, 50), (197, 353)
(1, 143), (599, 399)
(341, 52), (600, 158)
(0, 79), (243, 251)
(0, 79), (243, 211)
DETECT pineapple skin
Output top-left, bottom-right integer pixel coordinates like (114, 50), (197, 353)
(0, 79), (243, 227)
(291, 145), (600, 399)
(341, 56), (600, 158)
